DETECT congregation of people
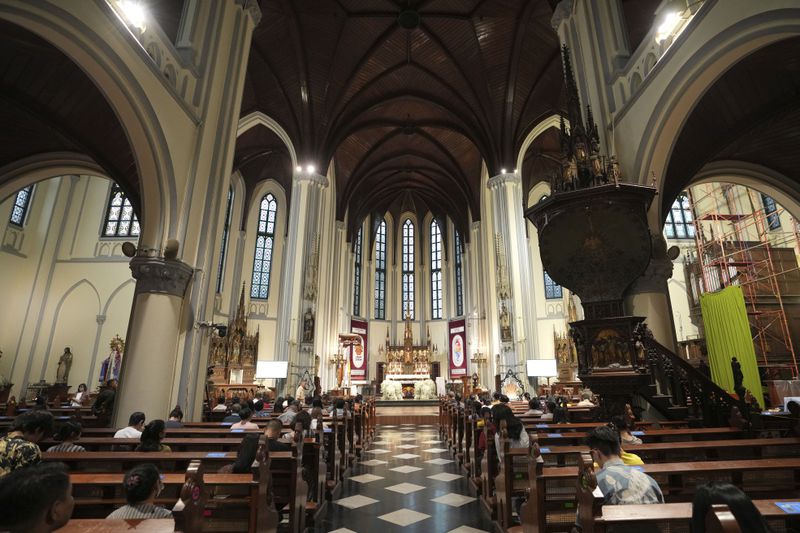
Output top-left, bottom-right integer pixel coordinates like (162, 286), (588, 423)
(0, 387), (366, 532)
(441, 387), (788, 532)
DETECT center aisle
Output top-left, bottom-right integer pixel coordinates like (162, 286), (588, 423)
(315, 424), (494, 533)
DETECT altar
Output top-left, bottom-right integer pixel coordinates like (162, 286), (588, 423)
(384, 374), (431, 399)
(379, 315), (434, 399)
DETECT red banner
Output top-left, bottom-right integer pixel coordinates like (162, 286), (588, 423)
(449, 319), (467, 378)
(350, 319), (368, 380)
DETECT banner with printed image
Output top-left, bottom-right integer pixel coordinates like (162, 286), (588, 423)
(449, 319), (467, 378)
(350, 319), (368, 380)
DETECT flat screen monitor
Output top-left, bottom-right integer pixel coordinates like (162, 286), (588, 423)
(255, 360), (289, 379)
(784, 396), (800, 412)
(526, 359), (557, 377)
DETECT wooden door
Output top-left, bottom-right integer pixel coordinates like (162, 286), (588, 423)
(431, 362), (440, 380)
(376, 362), (386, 394)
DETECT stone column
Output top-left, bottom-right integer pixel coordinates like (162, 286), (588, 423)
(626, 234), (679, 352)
(487, 172), (538, 371)
(114, 256), (194, 426)
(274, 171), (329, 390)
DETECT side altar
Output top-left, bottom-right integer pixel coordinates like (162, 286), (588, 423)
(379, 316), (435, 399)
(207, 285), (263, 400)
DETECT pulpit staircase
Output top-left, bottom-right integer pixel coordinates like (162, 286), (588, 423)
(635, 336), (737, 426)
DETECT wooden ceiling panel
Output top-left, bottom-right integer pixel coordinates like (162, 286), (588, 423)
(0, 20), (139, 208)
(245, 0), (563, 233)
(663, 36), (800, 214)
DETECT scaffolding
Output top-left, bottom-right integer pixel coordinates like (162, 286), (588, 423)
(688, 183), (800, 379)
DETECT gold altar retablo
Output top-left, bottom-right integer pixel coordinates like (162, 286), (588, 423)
(382, 314), (432, 375)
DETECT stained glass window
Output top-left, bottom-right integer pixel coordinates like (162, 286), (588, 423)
(353, 226), (363, 316)
(430, 220), (443, 319)
(664, 193), (695, 239)
(455, 230), (464, 316)
(374, 219), (387, 319)
(216, 187), (233, 294)
(8, 185), (34, 227)
(762, 193), (781, 230)
(251, 193), (277, 299)
(544, 271), (563, 299)
(402, 219), (415, 319)
(103, 183), (140, 237)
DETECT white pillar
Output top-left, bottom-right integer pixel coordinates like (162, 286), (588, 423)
(114, 257), (194, 425)
(487, 172), (539, 372)
(274, 171), (329, 391)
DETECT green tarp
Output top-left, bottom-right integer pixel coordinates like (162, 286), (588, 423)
(699, 285), (764, 406)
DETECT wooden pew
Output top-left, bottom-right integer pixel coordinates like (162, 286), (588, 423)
(532, 456), (800, 532)
(537, 437), (800, 466)
(531, 426), (743, 446)
(479, 409), (499, 520)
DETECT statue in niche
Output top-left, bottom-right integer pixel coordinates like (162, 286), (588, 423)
(303, 308), (314, 343)
(55, 348), (73, 384)
(499, 304), (513, 342)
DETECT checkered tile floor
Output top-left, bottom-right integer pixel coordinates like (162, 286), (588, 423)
(315, 424), (492, 532)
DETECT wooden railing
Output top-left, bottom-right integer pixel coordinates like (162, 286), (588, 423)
(641, 335), (737, 427)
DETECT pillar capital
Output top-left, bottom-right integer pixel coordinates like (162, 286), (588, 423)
(294, 171), (329, 188)
(235, 0), (262, 26)
(129, 256), (194, 297)
(487, 172), (521, 191)
(550, 0), (574, 31)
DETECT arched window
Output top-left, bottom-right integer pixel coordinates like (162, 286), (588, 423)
(374, 219), (387, 319)
(664, 193), (695, 239)
(103, 183), (140, 237)
(544, 271), (563, 299)
(216, 187), (234, 294)
(8, 185), (34, 227)
(353, 226), (363, 316)
(430, 220), (443, 319)
(454, 230), (464, 316)
(402, 219), (415, 319)
(251, 193), (277, 299)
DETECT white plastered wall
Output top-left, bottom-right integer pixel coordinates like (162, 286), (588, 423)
(0, 176), (135, 397)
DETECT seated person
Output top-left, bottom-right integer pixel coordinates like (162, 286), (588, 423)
(491, 392), (501, 406)
(540, 401), (555, 422)
(0, 410), (54, 477)
(212, 396), (228, 412)
(107, 463), (173, 520)
(332, 398), (346, 417)
(230, 408), (259, 431)
(293, 411), (313, 438)
(524, 398), (544, 416)
(91, 379), (117, 416)
(278, 401), (300, 424)
(691, 481), (773, 533)
(0, 462), (74, 532)
(114, 411), (145, 439)
(273, 396), (285, 414)
(265, 419), (292, 451)
(165, 407), (183, 428)
(48, 422), (85, 452)
(70, 383), (89, 407)
(136, 420), (171, 452)
(219, 434), (260, 474)
(252, 399), (268, 417)
(576, 391), (596, 407)
(309, 407), (329, 433)
(491, 404), (531, 462)
(611, 415), (641, 445)
(585, 426), (663, 505)
(222, 403), (242, 424)
(552, 398), (569, 424)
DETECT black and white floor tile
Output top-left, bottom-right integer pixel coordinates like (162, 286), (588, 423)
(315, 424), (493, 533)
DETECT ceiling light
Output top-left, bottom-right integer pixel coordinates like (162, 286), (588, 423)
(118, 0), (147, 31)
(306, 164), (316, 174)
(513, 168), (518, 174)
(501, 168), (507, 175)
(655, 11), (681, 44)
(295, 166), (302, 173)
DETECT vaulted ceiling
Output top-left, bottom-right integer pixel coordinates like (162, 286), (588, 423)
(240, 0), (565, 239)
(0, 20), (138, 207)
(663, 36), (800, 215)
